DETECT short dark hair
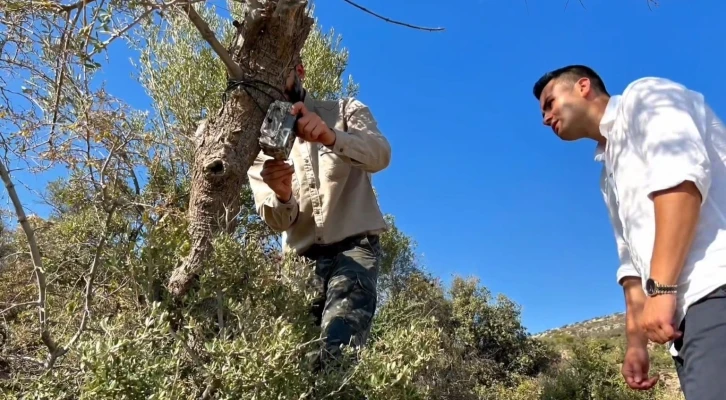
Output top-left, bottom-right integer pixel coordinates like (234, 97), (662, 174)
(532, 65), (608, 100)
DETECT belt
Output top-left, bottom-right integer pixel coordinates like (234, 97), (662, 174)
(301, 233), (376, 260)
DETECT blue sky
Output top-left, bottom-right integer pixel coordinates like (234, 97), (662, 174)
(7, 0), (726, 334)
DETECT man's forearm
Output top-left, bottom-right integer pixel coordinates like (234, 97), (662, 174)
(622, 277), (649, 348)
(649, 181), (702, 285)
(256, 191), (299, 233)
(328, 127), (391, 173)
(325, 100), (391, 173)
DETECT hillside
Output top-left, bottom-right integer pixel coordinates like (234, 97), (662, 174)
(533, 312), (626, 340)
(534, 312), (684, 400)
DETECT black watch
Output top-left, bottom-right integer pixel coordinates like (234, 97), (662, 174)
(645, 278), (678, 297)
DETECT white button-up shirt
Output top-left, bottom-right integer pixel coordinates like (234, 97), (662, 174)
(596, 77), (726, 356)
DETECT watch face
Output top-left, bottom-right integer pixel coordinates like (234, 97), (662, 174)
(646, 278), (655, 294)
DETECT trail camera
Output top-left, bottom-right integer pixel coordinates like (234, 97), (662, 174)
(259, 100), (298, 160)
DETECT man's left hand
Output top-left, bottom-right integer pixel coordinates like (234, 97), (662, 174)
(640, 294), (682, 344)
(291, 102), (336, 146)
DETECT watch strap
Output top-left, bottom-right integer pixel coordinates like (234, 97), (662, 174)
(647, 278), (678, 296)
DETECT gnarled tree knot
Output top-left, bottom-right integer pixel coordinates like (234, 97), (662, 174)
(204, 160), (225, 177)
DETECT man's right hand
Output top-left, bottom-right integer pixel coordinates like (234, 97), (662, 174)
(620, 276), (659, 390)
(261, 159), (294, 202)
(622, 345), (659, 390)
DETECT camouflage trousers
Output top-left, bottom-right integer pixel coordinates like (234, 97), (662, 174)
(303, 234), (380, 371)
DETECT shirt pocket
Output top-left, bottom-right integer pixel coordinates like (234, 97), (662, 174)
(319, 145), (350, 180)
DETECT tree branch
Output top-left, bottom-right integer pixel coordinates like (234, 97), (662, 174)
(341, 0), (444, 32)
(0, 159), (57, 356)
(180, 2), (244, 79)
(56, 0), (97, 13)
(86, 6), (157, 58)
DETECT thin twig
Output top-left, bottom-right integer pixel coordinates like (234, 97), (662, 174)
(169, 328), (204, 366)
(87, 7), (156, 57)
(321, 364), (361, 399)
(49, 5), (84, 144)
(1, 301), (40, 316)
(48, 202), (117, 369)
(216, 288), (225, 339)
(201, 379), (221, 400)
(341, 0), (444, 32)
(57, 0), (98, 13)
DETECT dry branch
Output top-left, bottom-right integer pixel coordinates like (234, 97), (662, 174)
(341, 0), (444, 32)
(1, 301), (40, 316)
(167, 0), (313, 297)
(0, 159), (57, 356)
(182, 3), (245, 79)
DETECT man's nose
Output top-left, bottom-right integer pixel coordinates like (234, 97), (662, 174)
(542, 114), (553, 126)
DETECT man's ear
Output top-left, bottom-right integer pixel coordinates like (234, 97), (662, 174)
(295, 63), (305, 80)
(576, 77), (592, 97)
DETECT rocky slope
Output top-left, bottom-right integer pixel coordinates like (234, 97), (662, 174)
(533, 312), (626, 340)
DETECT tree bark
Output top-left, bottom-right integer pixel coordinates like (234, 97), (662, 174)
(167, 0), (313, 297)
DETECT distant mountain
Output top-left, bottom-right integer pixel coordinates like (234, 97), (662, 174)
(533, 312), (626, 340)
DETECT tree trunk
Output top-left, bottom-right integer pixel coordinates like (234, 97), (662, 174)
(167, 0), (313, 297)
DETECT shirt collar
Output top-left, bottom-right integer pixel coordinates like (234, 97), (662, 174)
(594, 95), (621, 162)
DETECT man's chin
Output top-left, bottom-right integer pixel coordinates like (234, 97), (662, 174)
(556, 130), (578, 142)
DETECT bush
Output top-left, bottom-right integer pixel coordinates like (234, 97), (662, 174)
(540, 338), (670, 400)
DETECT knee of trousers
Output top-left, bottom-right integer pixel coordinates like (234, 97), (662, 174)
(321, 272), (377, 346)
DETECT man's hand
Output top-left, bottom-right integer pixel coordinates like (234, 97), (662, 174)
(260, 159), (293, 202)
(291, 102), (336, 146)
(622, 345), (659, 390)
(640, 294), (682, 344)
(643, 180), (700, 343)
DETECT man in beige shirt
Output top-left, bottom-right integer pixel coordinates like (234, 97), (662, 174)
(247, 61), (391, 371)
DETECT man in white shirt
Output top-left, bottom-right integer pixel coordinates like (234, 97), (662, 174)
(532, 64), (726, 399)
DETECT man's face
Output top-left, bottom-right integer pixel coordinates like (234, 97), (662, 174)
(539, 78), (591, 141)
(283, 64), (305, 102)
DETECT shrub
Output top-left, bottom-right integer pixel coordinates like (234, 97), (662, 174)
(540, 338), (669, 400)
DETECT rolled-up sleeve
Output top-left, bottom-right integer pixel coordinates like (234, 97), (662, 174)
(624, 78), (711, 205)
(601, 177), (641, 285)
(615, 238), (639, 285)
(327, 98), (391, 173)
(246, 151), (299, 232)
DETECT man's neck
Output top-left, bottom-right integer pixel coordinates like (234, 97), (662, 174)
(588, 95), (611, 146)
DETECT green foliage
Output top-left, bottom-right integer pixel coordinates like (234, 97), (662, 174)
(539, 339), (669, 400)
(0, 2), (684, 400)
(448, 277), (556, 385)
(378, 214), (419, 298)
(300, 8), (359, 100)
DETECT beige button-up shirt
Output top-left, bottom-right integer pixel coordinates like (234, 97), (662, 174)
(247, 94), (391, 255)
